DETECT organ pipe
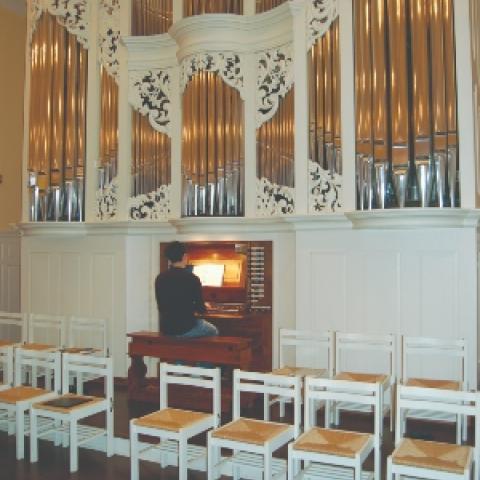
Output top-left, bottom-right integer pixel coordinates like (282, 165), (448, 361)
(28, 12), (87, 221)
(131, 0), (172, 35)
(183, 0), (243, 16)
(354, 0), (459, 209)
(308, 18), (342, 175)
(257, 89), (295, 187)
(182, 71), (244, 216)
(255, 0), (286, 13)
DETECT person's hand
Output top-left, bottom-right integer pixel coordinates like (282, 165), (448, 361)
(205, 301), (213, 310)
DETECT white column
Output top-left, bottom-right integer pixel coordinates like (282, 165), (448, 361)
(244, 53), (257, 218)
(85, 0), (101, 222)
(454, 0), (477, 208)
(173, 1), (183, 22)
(292, 2), (308, 215)
(169, 66), (182, 219)
(21, 2), (34, 223)
(243, 0), (256, 16)
(338, 0), (356, 211)
(116, 0), (133, 221)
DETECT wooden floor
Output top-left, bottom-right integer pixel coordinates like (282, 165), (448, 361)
(0, 384), (463, 480)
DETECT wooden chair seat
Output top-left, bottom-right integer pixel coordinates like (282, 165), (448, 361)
(405, 378), (461, 390)
(0, 340), (15, 347)
(392, 438), (472, 474)
(133, 408), (212, 432)
(0, 386), (50, 404)
(293, 427), (371, 458)
(61, 347), (99, 354)
(33, 393), (102, 412)
(21, 343), (56, 351)
(271, 366), (327, 378)
(212, 417), (290, 445)
(334, 371), (389, 384)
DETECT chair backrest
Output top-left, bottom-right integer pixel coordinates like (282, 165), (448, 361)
(62, 353), (113, 401)
(0, 312), (26, 343)
(68, 316), (108, 355)
(159, 363), (221, 426)
(0, 345), (14, 387)
(304, 376), (382, 437)
(395, 384), (480, 477)
(233, 369), (302, 438)
(335, 332), (396, 381)
(28, 313), (67, 347)
(15, 347), (61, 393)
(402, 336), (467, 388)
(279, 329), (334, 377)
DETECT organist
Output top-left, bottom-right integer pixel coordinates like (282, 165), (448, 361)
(155, 241), (219, 338)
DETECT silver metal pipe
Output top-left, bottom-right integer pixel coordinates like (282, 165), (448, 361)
(415, 157), (432, 208)
(374, 160), (388, 209)
(393, 165), (408, 208)
(433, 152), (447, 208)
(447, 146), (457, 207)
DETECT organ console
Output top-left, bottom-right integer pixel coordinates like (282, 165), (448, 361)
(127, 240), (273, 409)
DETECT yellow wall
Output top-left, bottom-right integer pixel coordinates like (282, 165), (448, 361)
(0, 6), (25, 230)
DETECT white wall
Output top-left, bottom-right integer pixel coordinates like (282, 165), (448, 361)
(296, 222), (478, 388)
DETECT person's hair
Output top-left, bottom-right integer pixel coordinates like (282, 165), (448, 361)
(165, 241), (186, 263)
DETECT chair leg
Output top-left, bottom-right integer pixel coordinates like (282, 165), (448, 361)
(374, 445), (381, 480)
(30, 409), (38, 463)
(69, 419), (78, 473)
(178, 437), (188, 480)
(130, 423), (139, 480)
(354, 461), (361, 480)
(106, 407), (114, 457)
(386, 456), (392, 479)
(264, 450), (272, 480)
(264, 394), (270, 421)
(77, 372), (84, 395)
(207, 433), (216, 480)
(53, 418), (61, 447)
(287, 443), (294, 480)
(279, 399), (286, 418)
(16, 407), (24, 460)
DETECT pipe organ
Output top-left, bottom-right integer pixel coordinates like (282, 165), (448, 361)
(23, 0), (479, 224)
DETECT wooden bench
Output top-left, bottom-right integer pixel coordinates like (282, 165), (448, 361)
(127, 331), (253, 410)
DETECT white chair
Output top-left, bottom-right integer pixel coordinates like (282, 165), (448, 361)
(30, 352), (114, 473)
(0, 346), (61, 459)
(402, 335), (467, 442)
(67, 316), (108, 355)
(268, 329), (334, 418)
(386, 384), (480, 480)
(0, 344), (14, 391)
(130, 363), (221, 480)
(288, 377), (382, 480)
(28, 313), (67, 347)
(66, 316), (108, 394)
(208, 369), (301, 480)
(334, 332), (396, 433)
(0, 312), (27, 343)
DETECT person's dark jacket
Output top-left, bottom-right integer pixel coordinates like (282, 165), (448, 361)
(155, 267), (206, 335)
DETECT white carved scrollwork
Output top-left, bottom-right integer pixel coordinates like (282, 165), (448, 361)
(256, 44), (293, 128)
(129, 70), (171, 136)
(309, 160), (342, 213)
(128, 185), (171, 221)
(98, 0), (120, 79)
(30, 0), (89, 47)
(307, 0), (338, 49)
(96, 178), (118, 220)
(181, 53), (243, 95)
(256, 177), (295, 216)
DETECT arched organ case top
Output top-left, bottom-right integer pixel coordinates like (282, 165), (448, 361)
(354, 0), (460, 210)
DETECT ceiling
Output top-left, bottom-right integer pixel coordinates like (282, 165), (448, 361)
(0, 0), (26, 16)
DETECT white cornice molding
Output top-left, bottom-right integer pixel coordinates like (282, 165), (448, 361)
(346, 208), (480, 229)
(169, 5), (293, 61)
(16, 209), (480, 237)
(122, 34), (177, 70)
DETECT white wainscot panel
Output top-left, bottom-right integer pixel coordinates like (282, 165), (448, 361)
(60, 253), (81, 315)
(0, 234), (21, 312)
(307, 251), (347, 333)
(29, 252), (52, 313)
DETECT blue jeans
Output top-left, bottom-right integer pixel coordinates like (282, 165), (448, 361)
(177, 319), (218, 339)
